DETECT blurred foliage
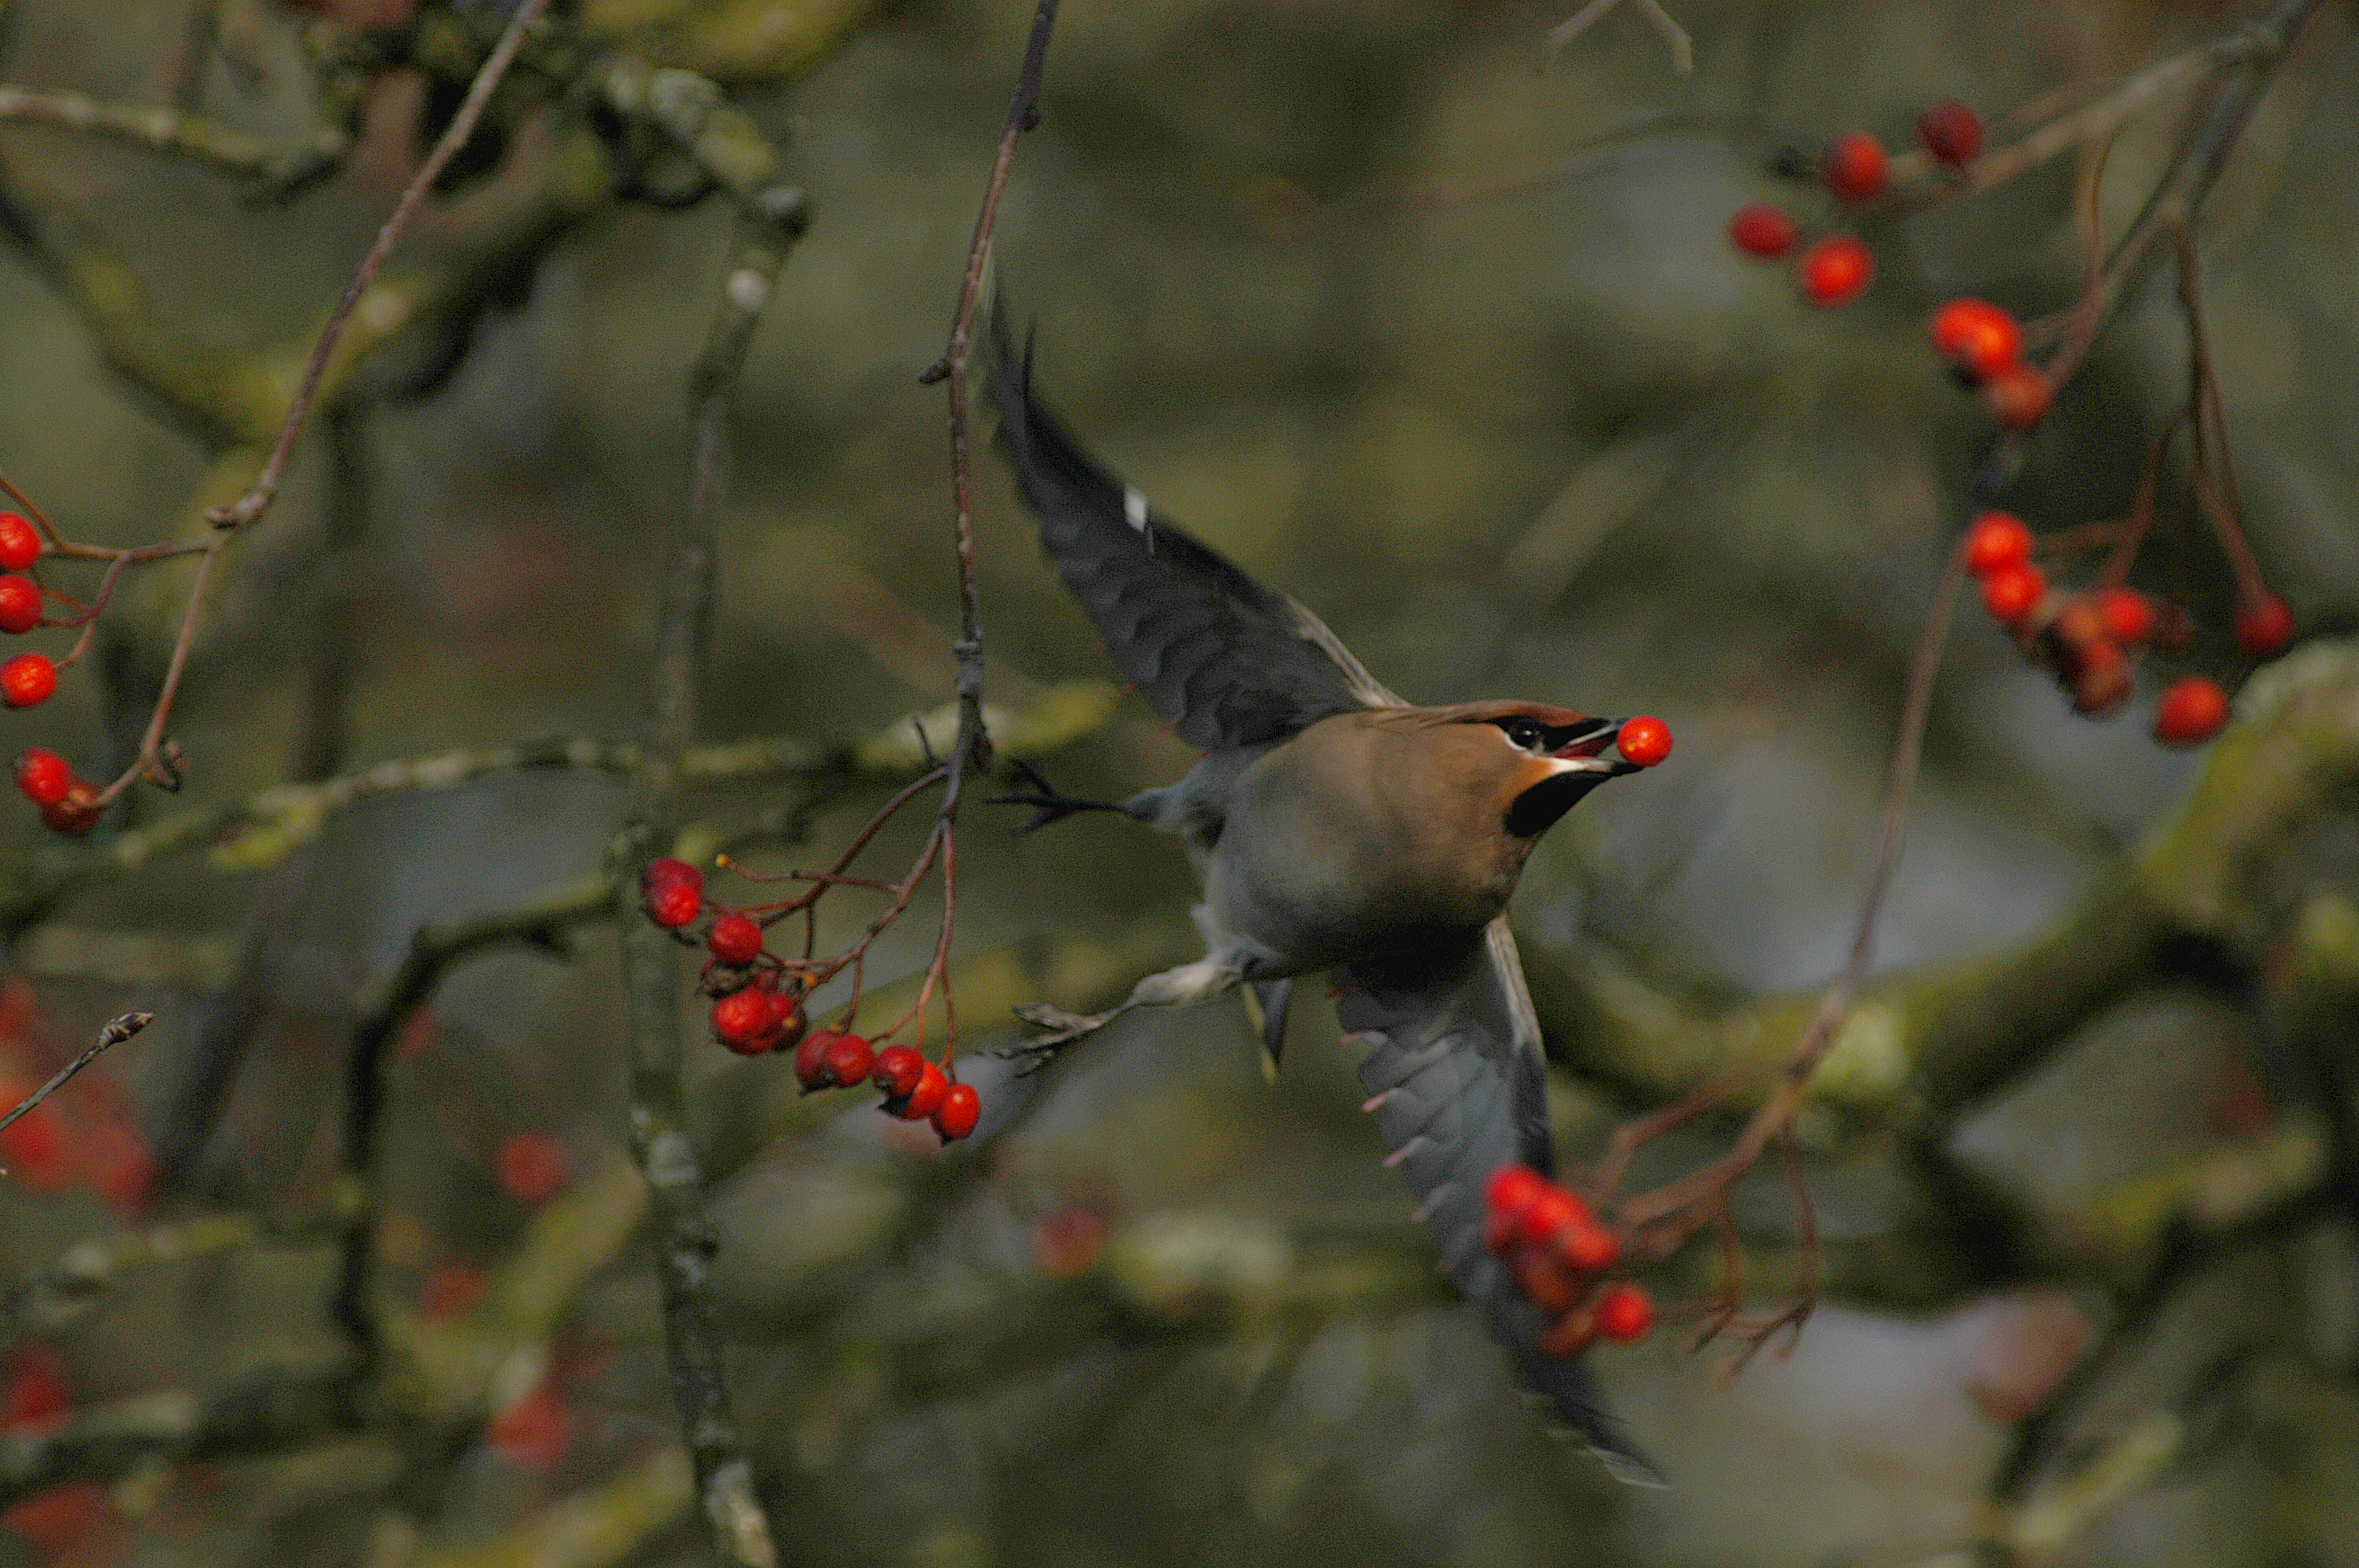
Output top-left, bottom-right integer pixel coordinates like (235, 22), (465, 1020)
(0, 2), (2355, 1566)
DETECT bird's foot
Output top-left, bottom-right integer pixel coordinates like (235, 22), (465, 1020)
(987, 760), (1129, 836)
(995, 1004), (1120, 1073)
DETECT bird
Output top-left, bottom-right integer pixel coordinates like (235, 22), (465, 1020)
(987, 311), (1664, 1483)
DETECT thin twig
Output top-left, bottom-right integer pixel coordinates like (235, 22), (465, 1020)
(207, 0), (551, 533)
(1547, 0), (1693, 73)
(0, 1011), (153, 1153)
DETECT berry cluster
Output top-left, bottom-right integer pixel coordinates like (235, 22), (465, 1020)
(1930, 298), (2050, 430)
(1482, 1164), (1653, 1357)
(13, 748), (98, 835)
(1728, 101), (1985, 309)
(1961, 508), (2284, 747)
(640, 856), (982, 1142)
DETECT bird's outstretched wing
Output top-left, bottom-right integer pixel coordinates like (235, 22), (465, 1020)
(988, 312), (1401, 750)
(1339, 917), (1663, 1485)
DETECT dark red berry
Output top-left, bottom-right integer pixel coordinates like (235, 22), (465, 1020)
(1797, 235), (1873, 305)
(1916, 100), (1983, 165)
(794, 1029), (834, 1090)
(1962, 511), (2032, 575)
(768, 989), (806, 1054)
(496, 1132), (570, 1203)
(1554, 1219), (1619, 1273)
(707, 913), (762, 967)
(0, 514), (38, 572)
(0, 654), (54, 709)
(0, 576), (39, 636)
(1727, 201), (1797, 259)
(13, 750), (70, 807)
(821, 1030), (875, 1089)
(873, 1044), (925, 1102)
(2154, 676), (2230, 746)
(1822, 132), (1889, 201)
(38, 782), (98, 837)
(932, 1081), (981, 1141)
(2234, 593), (2292, 656)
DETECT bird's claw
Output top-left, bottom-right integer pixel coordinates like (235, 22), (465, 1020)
(995, 1004), (1116, 1073)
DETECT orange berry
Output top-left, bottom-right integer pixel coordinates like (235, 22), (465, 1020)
(1962, 510), (2032, 575)
(1822, 132), (1888, 201)
(1983, 364), (2053, 430)
(1727, 201), (1797, 259)
(1797, 235), (1874, 305)
(2154, 676), (2229, 746)
(1980, 562), (2046, 624)
(1928, 298), (2022, 379)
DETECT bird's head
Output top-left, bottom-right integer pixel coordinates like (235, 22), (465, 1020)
(1386, 700), (1645, 840)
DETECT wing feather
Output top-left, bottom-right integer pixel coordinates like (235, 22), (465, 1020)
(989, 313), (1402, 750)
(1338, 916), (1663, 1484)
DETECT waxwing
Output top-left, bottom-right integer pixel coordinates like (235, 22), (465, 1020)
(989, 313), (1663, 1483)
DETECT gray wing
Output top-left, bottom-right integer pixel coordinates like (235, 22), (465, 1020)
(1339, 916), (1663, 1485)
(988, 311), (1402, 750)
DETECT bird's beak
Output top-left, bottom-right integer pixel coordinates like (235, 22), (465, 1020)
(1546, 717), (1643, 778)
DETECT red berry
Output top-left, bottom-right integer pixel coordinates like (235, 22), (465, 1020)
(2, 1481), (107, 1552)
(2096, 586), (2156, 647)
(1983, 364), (2053, 430)
(1514, 1184), (1590, 1250)
(768, 989), (806, 1054)
(1594, 1281), (1654, 1341)
(794, 1029), (834, 1090)
(1615, 716), (1673, 768)
(0, 514), (38, 573)
(487, 1382), (573, 1470)
(707, 912), (762, 967)
(0, 576), (39, 636)
(873, 1044), (925, 1102)
(2234, 593), (2293, 657)
(645, 879), (700, 928)
(900, 1061), (951, 1121)
(642, 856), (700, 894)
(1554, 1219), (1620, 1273)
(1821, 132), (1889, 201)
(2, 1344), (70, 1436)
(1484, 1163), (1549, 1221)
(495, 1132), (570, 1203)
(1727, 201), (1797, 259)
(1513, 1247), (1583, 1312)
(1980, 562), (2047, 625)
(932, 1081), (982, 1141)
(822, 1030), (875, 1089)
(0, 654), (54, 709)
(1928, 299), (2021, 380)
(1962, 511), (2033, 575)
(420, 1264), (492, 1323)
(14, 749), (70, 806)
(1797, 235), (1874, 306)
(1916, 100), (1983, 165)
(2154, 676), (2230, 746)
(2068, 641), (2133, 717)
(711, 988), (780, 1054)
(39, 782), (99, 837)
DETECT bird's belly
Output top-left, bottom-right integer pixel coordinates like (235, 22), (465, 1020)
(1205, 824), (1512, 976)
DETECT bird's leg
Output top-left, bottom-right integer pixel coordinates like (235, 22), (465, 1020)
(987, 759), (1134, 836)
(1001, 949), (1249, 1073)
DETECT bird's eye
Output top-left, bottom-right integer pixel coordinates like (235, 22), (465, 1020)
(1504, 720), (1544, 751)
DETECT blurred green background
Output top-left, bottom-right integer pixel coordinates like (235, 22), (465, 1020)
(1, 1), (2357, 1564)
